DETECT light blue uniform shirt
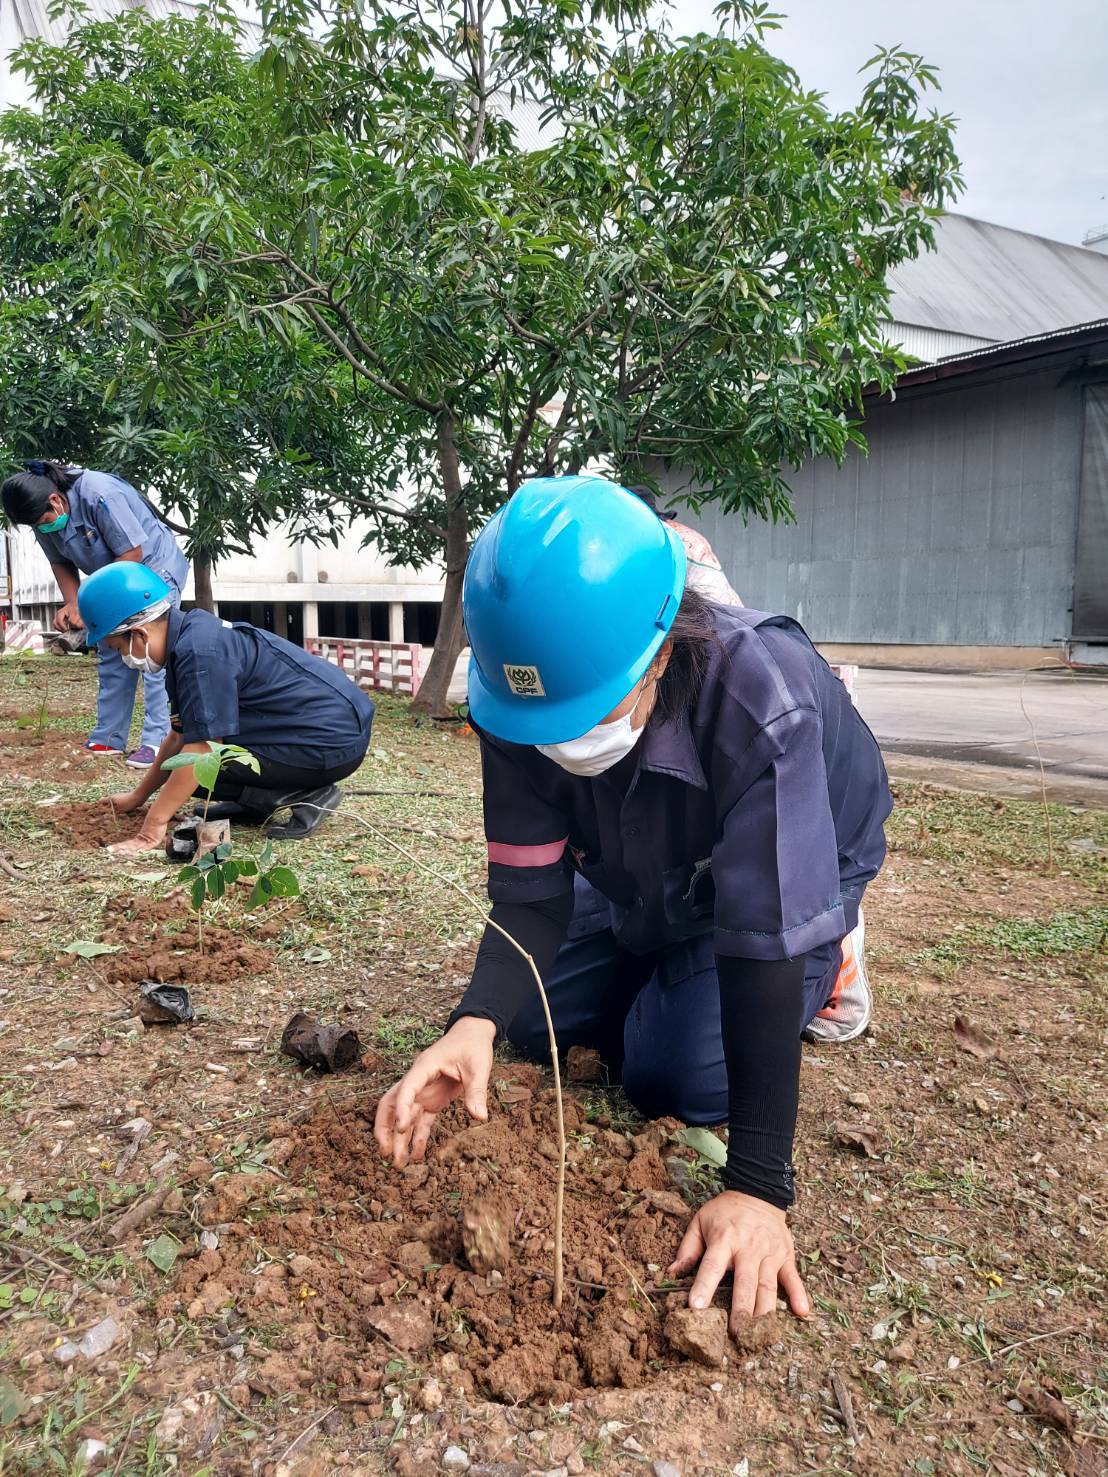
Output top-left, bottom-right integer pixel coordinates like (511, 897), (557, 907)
(33, 469), (188, 591)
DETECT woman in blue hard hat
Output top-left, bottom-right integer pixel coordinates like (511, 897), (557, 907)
(0, 460), (188, 767)
(76, 562), (375, 855)
(376, 475), (892, 1332)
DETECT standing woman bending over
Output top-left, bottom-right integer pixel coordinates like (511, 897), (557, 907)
(1, 460), (188, 766)
(377, 476), (892, 1331)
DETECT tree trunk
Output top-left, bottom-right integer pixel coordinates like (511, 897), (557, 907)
(193, 553), (216, 613)
(411, 413), (469, 719)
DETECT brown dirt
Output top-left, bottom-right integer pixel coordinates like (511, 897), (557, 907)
(98, 894), (274, 986)
(166, 1069), (701, 1405)
(46, 799), (148, 848)
(0, 728), (101, 778)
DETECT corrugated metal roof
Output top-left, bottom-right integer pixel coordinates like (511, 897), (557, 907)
(866, 316), (1108, 396)
(886, 213), (1108, 345)
(7, 0), (201, 49)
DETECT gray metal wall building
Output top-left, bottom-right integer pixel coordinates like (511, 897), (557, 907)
(661, 324), (1108, 657)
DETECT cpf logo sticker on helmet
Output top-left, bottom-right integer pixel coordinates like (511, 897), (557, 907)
(503, 665), (546, 698)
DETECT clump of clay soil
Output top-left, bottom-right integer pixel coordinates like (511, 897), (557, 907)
(46, 800), (148, 849)
(166, 1070), (725, 1405)
(98, 895), (273, 986)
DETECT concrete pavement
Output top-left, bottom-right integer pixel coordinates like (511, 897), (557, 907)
(854, 668), (1108, 805)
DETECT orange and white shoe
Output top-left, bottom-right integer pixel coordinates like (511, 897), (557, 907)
(803, 910), (872, 1044)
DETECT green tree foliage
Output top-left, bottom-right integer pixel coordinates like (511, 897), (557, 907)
(13, 1), (960, 710)
(0, 6), (396, 590)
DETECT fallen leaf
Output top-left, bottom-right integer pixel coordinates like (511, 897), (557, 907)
(834, 1121), (881, 1157)
(146, 1234), (180, 1274)
(954, 1015), (998, 1060)
(303, 946), (332, 964)
(677, 1126), (727, 1168)
(1019, 1383), (1075, 1438)
(62, 940), (121, 960)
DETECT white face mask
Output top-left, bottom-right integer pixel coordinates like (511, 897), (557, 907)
(537, 678), (652, 777)
(120, 631), (162, 676)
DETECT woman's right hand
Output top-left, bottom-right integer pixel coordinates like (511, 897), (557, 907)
(374, 1016), (496, 1168)
(108, 792), (143, 815)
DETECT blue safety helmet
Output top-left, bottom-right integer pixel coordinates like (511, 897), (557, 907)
(78, 562), (173, 646)
(464, 475), (687, 745)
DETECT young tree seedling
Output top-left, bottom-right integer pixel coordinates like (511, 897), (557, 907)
(161, 743), (301, 951)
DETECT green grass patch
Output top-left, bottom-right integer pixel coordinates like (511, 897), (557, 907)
(911, 905), (1107, 976)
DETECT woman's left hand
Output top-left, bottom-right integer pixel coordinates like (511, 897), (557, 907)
(107, 826), (166, 857)
(668, 1190), (810, 1333)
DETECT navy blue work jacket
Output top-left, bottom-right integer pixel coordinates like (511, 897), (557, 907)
(164, 608), (374, 767)
(34, 469), (188, 591)
(478, 606), (892, 961)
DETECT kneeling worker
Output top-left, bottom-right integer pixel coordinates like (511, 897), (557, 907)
(76, 563), (375, 856)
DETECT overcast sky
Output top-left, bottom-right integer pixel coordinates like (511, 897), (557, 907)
(666, 0), (1108, 247)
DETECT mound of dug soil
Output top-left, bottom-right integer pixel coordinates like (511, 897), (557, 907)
(0, 731), (100, 779)
(99, 895), (274, 986)
(169, 1070), (740, 1406)
(46, 800), (148, 849)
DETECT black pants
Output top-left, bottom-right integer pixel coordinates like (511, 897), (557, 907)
(198, 750), (365, 801)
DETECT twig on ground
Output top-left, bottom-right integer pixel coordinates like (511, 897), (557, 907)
(107, 1182), (172, 1242)
(830, 1370), (862, 1444)
(0, 851), (21, 880)
(964, 1324), (1082, 1367)
(275, 1405), (336, 1465)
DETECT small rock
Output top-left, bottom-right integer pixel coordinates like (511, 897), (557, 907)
(664, 1306), (729, 1368)
(733, 1462), (749, 1477)
(566, 1458), (585, 1476)
(1007, 1398), (1025, 1413)
(622, 1437), (644, 1454)
(888, 1339), (915, 1362)
(947, 1355), (960, 1370)
(53, 1340), (79, 1364)
(78, 1317), (123, 1360)
(709, 1382), (723, 1392)
(442, 1447), (470, 1471)
(418, 1379), (443, 1412)
(289, 1254), (314, 1277)
(75, 1439), (108, 1468)
(577, 1258), (604, 1285)
(368, 1302), (435, 1354)
(395, 1240), (434, 1276)
(847, 1091), (871, 1108)
(653, 1464), (680, 1477)
(730, 1310), (775, 1353)
(566, 1045), (604, 1083)
(919, 1255), (939, 1274)
(546, 1468), (569, 1477)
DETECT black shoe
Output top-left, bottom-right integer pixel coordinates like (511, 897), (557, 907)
(193, 800), (252, 821)
(266, 784), (343, 840)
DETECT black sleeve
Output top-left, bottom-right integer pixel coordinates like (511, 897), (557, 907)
(448, 892), (574, 1039)
(716, 953), (803, 1210)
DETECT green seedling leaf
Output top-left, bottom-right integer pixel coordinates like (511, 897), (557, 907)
(178, 865), (200, 884)
(214, 842), (233, 860)
(221, 858), (240, 883)
(0, 1285), (13, 1310)
(190, 875), (208, 910)
(0, 1374), (31, 1425)
(302, 946), (331, 964)
(193, 754), (220, 793)
(265, 866), (300, 899)
(18, 1287), (36, 1305)
(206, 868), (226, 900)
(62, 940), (121, 960)
(236, 857), (259, 877)
(677, 1126), (727, 1168)
(146, 1233), (180, 1273)
(161, 753), (200, 772)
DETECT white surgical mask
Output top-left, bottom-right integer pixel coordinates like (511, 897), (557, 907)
(537, 675), (654, 777)
(121, 631), (162, 676)
(538, 710), (643, 776)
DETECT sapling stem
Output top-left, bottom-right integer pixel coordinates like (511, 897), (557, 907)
(322, 810), (567, 1310)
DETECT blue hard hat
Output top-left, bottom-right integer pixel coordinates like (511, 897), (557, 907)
(464, 475), (687, 744)
(78, 562), (173, 645)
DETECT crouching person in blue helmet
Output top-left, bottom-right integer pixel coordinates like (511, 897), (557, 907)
(376, 475), (892, 1332)
(76, 563), (375, 857)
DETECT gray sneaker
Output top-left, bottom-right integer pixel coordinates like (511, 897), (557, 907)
(803, 909), (872, 1044)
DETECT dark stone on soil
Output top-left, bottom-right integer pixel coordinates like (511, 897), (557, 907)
(566, 1045), (604, 1083)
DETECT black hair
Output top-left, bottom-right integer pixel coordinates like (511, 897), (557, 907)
(627, 483), (676, 521)
(653, 585), (721, 722)
(0, 461), (79, 525)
